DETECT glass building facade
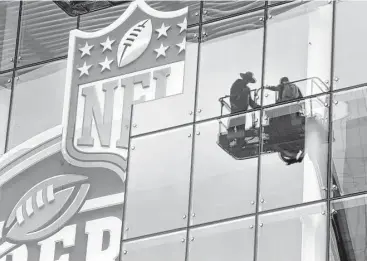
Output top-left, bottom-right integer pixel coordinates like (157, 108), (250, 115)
(1, 1), (367, 260)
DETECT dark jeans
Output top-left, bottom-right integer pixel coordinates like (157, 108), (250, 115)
(228, 124), (247, 147)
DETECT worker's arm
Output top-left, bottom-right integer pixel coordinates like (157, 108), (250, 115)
(265, 85), (281, 91)
(249, 95), (260, 109)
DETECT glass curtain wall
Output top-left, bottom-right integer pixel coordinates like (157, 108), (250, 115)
(1, 1), (367, 261)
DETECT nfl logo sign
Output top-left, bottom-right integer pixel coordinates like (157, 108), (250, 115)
(0, 1), (188, 261)
(63, 0), (188, 178)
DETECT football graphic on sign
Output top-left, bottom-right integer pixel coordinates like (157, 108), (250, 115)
(117, 19), (153, 67)
(3, 175), (89, 243)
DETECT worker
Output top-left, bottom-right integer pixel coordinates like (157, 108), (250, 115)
(228, 71), (260, 147)
(265, 76), (303, 102)
(265, 77), (304, 165)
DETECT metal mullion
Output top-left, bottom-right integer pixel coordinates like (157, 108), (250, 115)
(15, 55), (67, 71)
(77, 15), (80, 29)
(4, 1), (22, 153)
(184, 2), (203, 261)
(326, 2), (337, 261)
(201, 5), (266, 27)
(253, 4), (267, 261)
(0, 68), (14, 76)
(118, 103), (134, 259)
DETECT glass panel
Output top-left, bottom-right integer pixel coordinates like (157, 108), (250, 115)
(80, 1), (200, 31)
(80, 3), (128, 32)
(333, 1), (367, 90)
(122, 231), (186, 261)
(257, 203), (327, 261)
(191, 111), (259, 225)
(0, 2), (18, 72)
(0, 72), (12, 155)
(260, 95), (329, 210)
(202, 1), (265, 22)
(188, 217), (255, 261)
(264, 0), (332, 106)
(197, 11), (264, 121)
(130, 27), (198, 136)
(7, 60), (67, 150)
(330, 195), (367, 261)
(332, 86), (367, 197)
(124, 126), (192, 239)
(18, 2), (77, 66)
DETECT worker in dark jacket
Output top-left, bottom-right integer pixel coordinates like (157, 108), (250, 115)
(228, 71), (259, 147)
(265, 77), (304, 165)
(265, 77), (303, 102)
(230, 71), (259, 113)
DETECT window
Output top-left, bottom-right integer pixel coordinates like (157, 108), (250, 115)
(122, 231), (187, 261)
(263, 1), (332, 106)
(260, 95), (329, 210)
(7, 60), (67, 149)
(332, 86), (367, 196)
(202, 1), (265, 22)
(188, 217), (255, 261)
(191, 111), (259, 225)
(0, 1), (18, 72)
(130, 27), (199, 136)
(18, 1), (77, 66)
(333, 0), (367, 90)
(257, 203), (327, 261)
(80, 1), (200, 32)
(0, 71), (12, 155)
(331, 195), (367, 261)
(124, 126), (192, 239)
(196, 11), (264, 121)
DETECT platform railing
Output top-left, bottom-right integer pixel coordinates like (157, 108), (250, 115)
(218, 76), (331, 134)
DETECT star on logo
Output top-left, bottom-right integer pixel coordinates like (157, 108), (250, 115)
(99, 57), (114, 72)
(155, 23), (171, 39)
(176, 38), (186, 54)
(79, 42), (94, 58)
(154, 43), (169, 59)
(177, 17), (187, 34)
(77, 62), (92, 77)
(100, 37), (115, 53)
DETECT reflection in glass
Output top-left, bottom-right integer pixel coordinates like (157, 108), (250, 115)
(7, 60), (67, 150)
(124, 126), (192, 239)
(202, 1), (265, 22)
(332, 87), (367, 196)
(196, 10), (264, 120)
(260, 95), (329, 210)
(188, 217), (255, 261)
(18, 2), (77, 66)
(264, 1), (332, 106)
(79, 3), (128, 32)
(257, 203), (327, 261)
(334, 1), (367, 90)
(0, 72), (12, 155)
(191, 112), (259, 225)
(122, 231), (186, 261)
(330, 195), (367, 261)
(80, 1), (200, 31)
(0, 2), (18, 72)
(130, 27), (198, 136)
